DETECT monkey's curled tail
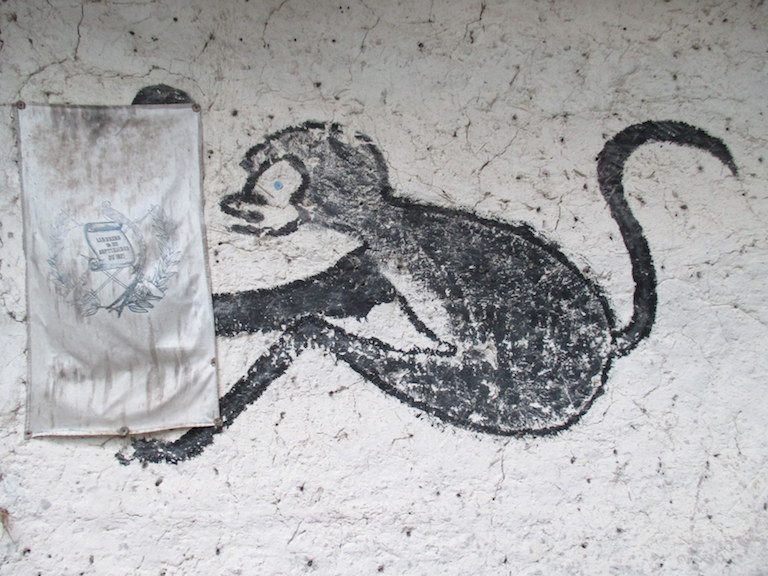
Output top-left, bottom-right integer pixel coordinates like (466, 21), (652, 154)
(597, 120), (738, 356)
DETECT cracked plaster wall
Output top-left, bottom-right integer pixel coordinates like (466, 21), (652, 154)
(1, 1), (767, 575)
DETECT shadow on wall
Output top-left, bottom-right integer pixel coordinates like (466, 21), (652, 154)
(122, 85), (737, 465)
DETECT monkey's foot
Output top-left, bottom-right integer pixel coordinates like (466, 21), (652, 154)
(116, 426), (218, 465)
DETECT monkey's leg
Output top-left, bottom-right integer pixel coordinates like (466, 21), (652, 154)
(119, 330), (307, 464)
(298, 318), (554, 435)
(120, 307), (458, 465)
(120, 315), (372, 464)
(285, 317), (478, 429)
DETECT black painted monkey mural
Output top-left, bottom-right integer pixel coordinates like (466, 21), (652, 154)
(122, 89), (737, 464)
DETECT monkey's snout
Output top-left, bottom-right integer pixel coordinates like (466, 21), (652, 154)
(220, 191), (267, 224)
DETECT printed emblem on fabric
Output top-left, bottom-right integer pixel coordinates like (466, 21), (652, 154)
(48, 202), (180, 317)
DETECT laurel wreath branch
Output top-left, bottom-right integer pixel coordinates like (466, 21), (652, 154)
(121, 207), (180, 314)
(47, 213), (76, 294)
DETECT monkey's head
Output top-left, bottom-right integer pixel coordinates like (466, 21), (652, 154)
(221, 122), (392, 236)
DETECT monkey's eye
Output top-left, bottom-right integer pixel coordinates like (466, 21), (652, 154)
(256, 160), (302, 207)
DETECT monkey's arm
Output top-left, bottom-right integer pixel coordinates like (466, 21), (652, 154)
(213, 246), (399, 336)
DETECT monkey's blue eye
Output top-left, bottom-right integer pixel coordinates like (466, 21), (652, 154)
(274, 181), (284, 191)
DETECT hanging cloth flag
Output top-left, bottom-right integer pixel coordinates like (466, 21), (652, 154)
(17, 104), (219, 437)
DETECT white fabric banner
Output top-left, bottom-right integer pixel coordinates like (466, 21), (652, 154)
(17, 104), (219, 436)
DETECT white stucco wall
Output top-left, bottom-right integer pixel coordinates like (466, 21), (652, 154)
(1, 1), (767, 574)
